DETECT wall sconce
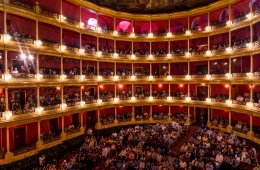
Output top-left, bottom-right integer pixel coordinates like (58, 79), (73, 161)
(131, 54), (136, 60)
(80, 101), (86, 107)
(36, 74), (43, 81)
(97, 75), (103, 81)
(79, 48), (85, 54)
(206, 98), (211, 104)
(2, 34), (11, 43)
(80, 75), (85, 81)
(4, 73), (12, 81)
(225, 73), (232, 79)
(36, 107), (44, 115)
(61, 75), (67, 81)
(246, 102), (253, 109)
(149, 96), (154, 101)
(96, 51), (102, 57)
(60, 45), (66, 52)
(206, 74), (212, 80)
(129, 32), (135, 38)
(206, 50), (212, 57)
(79, 22), (85, 28)
(148, 33), (153, 38)
(185, 52), (191, 58)
(246, 12), (254, 20)
(226, 99), (232, 106)
(34, 40), (42, 48)
(185, 30), (192, 36)
(246, 72), (253, 79)
(185, 75), (191, 80)
(114, 75), (119, 81)
(97, 99), (102, 104)
(205, 26), (212, 32)
(167, 96), (172, 101)
(5, 111), (12, 120)
(114, 97), (119, 102)
(225, 47), (232, 54)
(113, 30), (118, 36)
(59, 15), (67, 22)
(246, 43), (253, 50)
(96, 26), (102, 33)
(113, 53), (119, 59)
(131, 75), (136, 80)
(148, 75), (154, 81)
(166, 32), (173, 38)
(226, 20), (232, 27)
(61, 103), (67, 110)
(166, 75), (172, 80)
(167, 53), (172, 59)
(148, 54), (153, 60)
(131, 96), (136, 101)
(185, 97), (191, 102)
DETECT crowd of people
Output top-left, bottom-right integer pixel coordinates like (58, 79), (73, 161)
(8, 29), (34, 43)
(10, 95), (36, 114)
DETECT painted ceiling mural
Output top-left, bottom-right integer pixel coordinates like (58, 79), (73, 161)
(87, 0), (219, 14)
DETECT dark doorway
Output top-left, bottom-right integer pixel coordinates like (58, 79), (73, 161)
(86, 111), (96, 129)
(88, 87), (95, 98)
(197, 86), (208, 100)
(14, 127), (26, 151)
(135, 106), (143, 115)
(13, 91), (26, 109)
(72, 113), (79, 127)
(87, 66), (95, 74)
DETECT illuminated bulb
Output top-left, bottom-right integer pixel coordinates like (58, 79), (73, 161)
(226, 99), (232, 106)
(5, 111), (12, 120)
(79, 22), (85, 28)
(226, 20), (232, 27)
(113, 53), (119, 59)
(2, 34), (11, 43)
(246, 43), (253, 50)
(131, 75), (136, 80)
(149, 75), (154, 81)
(166, 32), (172, 37)
(97, 75), (103, 81)
(185, 75), (191, 80)
(185, 52), (191, 58)
(205, 26), (212, 32)
(131, 54), (136, 60)
(97, 99), (102, 104)
(225, 73), (232, 79)
(34, 40), (42, 48)
(225, 47), (232, 53)
(185, 97), (191, 102)
(80, 101), (86, 107)
(61, 103), (67, 110)
(206, 98), (211, 103)
(148, 33), (153, 38)
(113, 30), (118, 36)
(246, 12), (254, 20)
(167, 53), (172, 59)
(225, 84), (229, 88)
(28, 54), (34, 60)
(36, 74), (43, 81)
(96, 26), (102, 33)
(166, 75), (172, 80)
(80, 75), (85, 81)
(129, 32), (135, 38)
(131, 96), (136, 101)
(185, 30), (192, 36)
(114, 75), (119, 81)
(79, 48), (85, 54)
(114, 97), (119, 102)
(96, 51), (102, 57)
(59, 15), (66, 22)
(60, 45), (66, 52)
(149, 96), (154, 101)
(20, 53), (27, 59)
(206, 50), (212, 57)
(246, 102), (253, 109)
(206, 74), (212, 80)
(148, 54), (153, 60)
(36, 107), (44, 115)
(246, 72), (253, 79)
(61, 75), (67, 81)
(167, 96), (172, 101)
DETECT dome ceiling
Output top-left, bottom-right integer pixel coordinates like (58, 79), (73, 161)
(87, 0), (219, 14)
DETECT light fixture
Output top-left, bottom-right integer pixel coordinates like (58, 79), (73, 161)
(4, 111), (12, 120)
(80, 101), (86, 107)
(226, 99), (232, 106)
(129, 32), (135, 38)
(148, 75), (154, 81)
(114, 75), (119, 81)
(185, 75), (191, 80)
(34, 40), (42, 48)
(185, 52), (191, 58)
(225, 73), (232, 79)
(131, 75), (136, 80)
(113, 53), (119, 59)
(246, 72), (253, 79)
(246, 43), (253, 50)
(97, 75), (103, 81)
(96, 26), (102, 33)
(60, 45), (66, 52)
(79, 22), (85, 28)
(149, 96), (154, 101)
(113, 30), (118, 36)
(36, 107), (44, 115)
(205, 26), (212, 32)
(226, 20), (232, 27)
(28, 54), (34, 60)
(20, 53), (27, 59)
(36, 74), (43, 81)
(79, 48), (85, 54)
(97, 99), (102, 104)
(185, 97), (191, 102)
(61, 103), (67, 110)
(246, 102), (253, 109)
(225, 47), (232, 54)
(167, 53), (172, 59)
(131, 96), (136, 101)
(80, 75), (85, 81)
(59, 14), (66, 22)
(206, 98), (211, 103)
(206, 74), (212, 80)
(166, 32), (173, 37)
(2, 34), (11, 43)
(96, 51), (102, 57)
(166, 75), (172, 80)
(61, 74), (67, 81)
(185, 30), (192, 36)
(114, 97), (119, 102)
(148, 54), (153, 60)
(131, 54), (136, 60)
(148, 33), (153, 38)
(167, 96), (172, 101)
(246, 12), (254, 20)
(206, 50), (212, 57)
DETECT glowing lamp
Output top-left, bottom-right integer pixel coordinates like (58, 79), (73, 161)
(61, 75), (67, 81)
(225, 47), (232, 53)
(206, 98), (212, 104)
(80, 101), (86, 107)
(96, 51), (102, 57)
(246, 43), (253, 50)
(225, 73), (232, 79)
(148, 33), (153, 38)
(34, 40), (42, 48)
(96, 26), (102, 33)
(79, 48), (85, 54)
(131, 54), (136, 60)
(129, 32), (135, 38)
(246, 12), (254, 20)
(2, 34), (11, 43)
(36, 107), (44, 115)
(80, 75), (85, 81)
(149, 96), (154, 101)
(113, 30), (118, 36)
(166, 32), (172, 37)
(114, 75), (119, 81)
(131, 96), (136, 101)
(60, 45), (66, 52)
(131, 75), (136, 80)
(205, 26), (212, 32)
(114, 97), (119, 102)
(246, 72), (253, 79)
(185, 52), (191, 58)
(206, 74), (212, 80)
(20, 53), (27, 59)
(113, 53), (119, 59)
(226, 99), (232, 106)
(166, 75), (172, 80)
(167, 96), (172, 101)
(79, 22), (85, 28)
(226, 20), (232, 27)
(97, 75), (103, 81)
(148, 54), (153, 60)
(206, 50), (212, 57)
(28, 54), (34, 60)
(185, 97), (191, 102)
(59, 15), (66, 22)
(148, 75), (154, 81)
(61, 103), (67, 110)
(246, 102), (253, 109)
(5, 111), (12, 120)
(36, 74), (43, 81)
(185, 75), (191, 80)
(97, 99), (102, 104)
(167, 53), (172, 59)
(185, 30), (192, 36)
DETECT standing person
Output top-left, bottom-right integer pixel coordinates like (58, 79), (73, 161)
(87, 128), (92, 140)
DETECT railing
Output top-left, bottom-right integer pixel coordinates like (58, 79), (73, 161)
(42, 104), (60, 111)
(40, 8), (59, 19)
(42, 135), (60, 145)
(13, 145), (36, 156)
(42, 74), (60, 79)
(42, 40), (59, 49)
(11, 73), (35, 79)
(10, 0), (34, 11)
(12, 108), (35, 115)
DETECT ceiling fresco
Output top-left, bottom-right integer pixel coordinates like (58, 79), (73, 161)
(87, 0), (219, 14)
